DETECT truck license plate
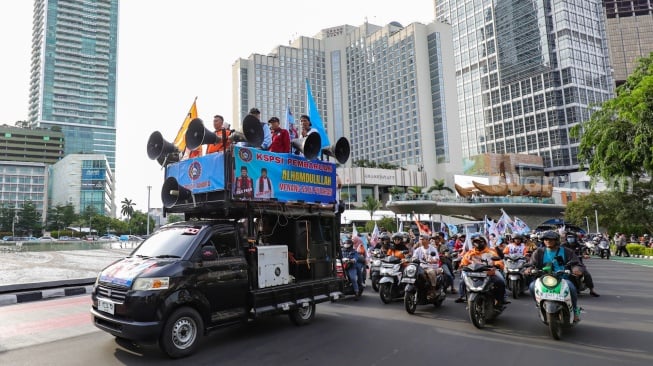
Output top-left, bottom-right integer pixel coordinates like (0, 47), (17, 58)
(98, 299), (115, 315)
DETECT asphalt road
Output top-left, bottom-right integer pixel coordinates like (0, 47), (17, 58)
(0, 256), (651, 366)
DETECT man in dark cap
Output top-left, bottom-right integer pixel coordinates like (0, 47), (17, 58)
(249, 108), (271, 150)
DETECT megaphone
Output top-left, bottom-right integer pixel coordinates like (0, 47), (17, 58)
(185, 118), (220, 150)
(147, 131), (178, 165)
(292, 132), (321, 160)
(229, 115), (264, 147)
(322, 136), (351, 164)
(161, 176), (193, 208)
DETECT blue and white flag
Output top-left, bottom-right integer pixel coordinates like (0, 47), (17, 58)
(512, 216), (531, 234)
(305, 79), (331, 149)
(285, 104), (298, 140)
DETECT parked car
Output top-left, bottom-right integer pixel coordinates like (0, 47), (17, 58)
(39, 236), (55, 242)
(98, 235), (119, 241)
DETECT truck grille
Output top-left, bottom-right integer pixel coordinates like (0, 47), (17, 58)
(97, 284), (128, 303)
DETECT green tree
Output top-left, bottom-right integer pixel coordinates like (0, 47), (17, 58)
(427, 178), (454, 195)
(407, 186), (424, 196)
(129, 211), (153, 235)
(120, 198), (135, 219)
(166, 214), (184, 224)
(362, 195), (381, 221)
(573, 53), (653, 183)
(0, 203), (16, 233)
(17, 200), (42, 236)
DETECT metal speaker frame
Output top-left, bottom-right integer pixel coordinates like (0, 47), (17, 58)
(292, 133), (321, 160)
(322, 136), (351, 164)
(161, 176), (193, 208)
(185, 118), (220, 150)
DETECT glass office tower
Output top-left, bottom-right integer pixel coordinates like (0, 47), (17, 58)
(435, 0), (614, 173)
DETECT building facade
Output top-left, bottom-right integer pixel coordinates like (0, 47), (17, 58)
(50, 154), (115, 216)
(0, 125), (64, 165)
(602, 0), (653, 86)
(27, 0), (119, 171)
(434, 0), (614, 174)
(233, 20), (462, 189)
(0, 161), (49, 226)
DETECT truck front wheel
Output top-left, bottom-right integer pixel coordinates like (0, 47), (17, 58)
(288, 303), (315, 326)
(159, 307), (203, 358)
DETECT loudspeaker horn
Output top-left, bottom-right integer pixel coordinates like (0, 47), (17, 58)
(147, 131), (178, 164)
(161, 176), (193, 208)
(185, 118), (220, 151)
(292, 132), (321, 160)
(229, 115), (264, 147)
(322, 136), (351, 164)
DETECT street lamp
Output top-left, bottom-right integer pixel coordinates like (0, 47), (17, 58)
(147, 186), (152, 236)
(594, 209), (599, 233)
(584, 216), (590, 234)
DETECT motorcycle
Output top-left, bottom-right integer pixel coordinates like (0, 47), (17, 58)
(378, 255), (406, 304)
(368, 248), (385, 292)
(531, 266), (578, 339)
(597, 239), (610, 259)
(583, 240), (595, 257)
(402, 258), (446, 314)
(335, 257), (363, 298)
(503, 254), (529, 299)
(461, 258), (505, 329)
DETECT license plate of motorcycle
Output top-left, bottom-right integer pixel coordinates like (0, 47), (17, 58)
(539, 292), (565, 301)
(467, 272), (487, 278)
(401, 278), (415, 283)
(98, 299), (115, 315)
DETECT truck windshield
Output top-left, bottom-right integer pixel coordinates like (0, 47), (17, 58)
(132, 226), (201, 258)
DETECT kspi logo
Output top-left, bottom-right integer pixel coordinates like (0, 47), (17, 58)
(188, 161), (202, 181)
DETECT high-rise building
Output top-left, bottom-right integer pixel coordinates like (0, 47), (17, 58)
(50, 154), (115, 216)
(233, 21), (462, 194)
(0, 161), (49, 227)
(27, 0), (119, 171)
(602, 0), (653, 86)
(0, 124), (64, 164)
(434, 0), (614, 173)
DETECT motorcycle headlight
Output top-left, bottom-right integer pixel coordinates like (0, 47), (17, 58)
(132, 277), (170, 291)
(405, 264), (417, 278)
(372, 259), (381, 266)
(541, 275), (559, 288)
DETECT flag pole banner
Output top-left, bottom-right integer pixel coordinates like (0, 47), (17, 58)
(305, 79), (331, 148)
(173, 97), (198, 152)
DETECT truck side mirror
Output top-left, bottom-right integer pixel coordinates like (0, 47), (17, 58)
(201, 245), (218, 261)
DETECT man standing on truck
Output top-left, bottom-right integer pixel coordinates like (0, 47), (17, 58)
(206, 114), (231, 154)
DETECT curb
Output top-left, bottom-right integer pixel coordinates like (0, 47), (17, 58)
(0, 284), (94, 307)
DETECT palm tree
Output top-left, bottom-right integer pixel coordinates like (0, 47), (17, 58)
(121, 198), (135, 233)
(388, 186), (404, 201)
(362, 195), (381, 221)
(427, 178), (454, 196)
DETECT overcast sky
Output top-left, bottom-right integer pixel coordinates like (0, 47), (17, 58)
(0, 0), (435, 216)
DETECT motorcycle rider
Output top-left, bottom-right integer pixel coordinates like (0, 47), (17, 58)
(373, 232), (391, 252)
(388, 232), (410, 259)
(528, 230), (582, 322)
(504, 233), (528, 256)
(412, 233), (441, 296)
(563, 232), (600, 297)
(434, 234), (456, 294)
(454, 234), (507, 306)
(341, 239), (363, 299)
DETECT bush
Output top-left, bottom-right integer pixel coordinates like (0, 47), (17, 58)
(627, 244), (653, 256)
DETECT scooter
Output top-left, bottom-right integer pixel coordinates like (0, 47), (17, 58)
(368, 248), (385, 292)
(597, 239), (610, 259)
(378, 255), (406, 304)
(503, 253), (529, 299)
(531, 266), (578, 340)
(335, 257), (363, 298)
(402, 257), (446, 314)
(461, 258), (506, 329)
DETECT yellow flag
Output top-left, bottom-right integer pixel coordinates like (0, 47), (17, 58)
(173, 98), (198, 152)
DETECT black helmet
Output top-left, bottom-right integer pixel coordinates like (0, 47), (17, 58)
(512, 233), (524, 241)
(342, 239), (353, 248)
(391, 232), (403, 241)
(380, 232), (390, 241)
(541, 230), (560, 242)
(470, 233), (487, 250)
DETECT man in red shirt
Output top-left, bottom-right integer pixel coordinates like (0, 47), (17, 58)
(267, 117), (290, 153)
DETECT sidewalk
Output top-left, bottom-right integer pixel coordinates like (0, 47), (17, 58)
(0, 243), (133, 306)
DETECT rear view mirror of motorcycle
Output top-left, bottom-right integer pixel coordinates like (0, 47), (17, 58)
(491, 256), (501, 261)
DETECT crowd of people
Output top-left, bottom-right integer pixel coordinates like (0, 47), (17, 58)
(342, 226), (602, 322)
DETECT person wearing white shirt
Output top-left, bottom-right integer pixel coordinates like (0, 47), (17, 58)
(412, 234), (441, 289)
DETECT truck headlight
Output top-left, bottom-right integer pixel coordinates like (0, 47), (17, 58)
(132, 277), (170, 291)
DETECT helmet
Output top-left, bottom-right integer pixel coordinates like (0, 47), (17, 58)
(380, 232), (390, 240)
(530, 233), (538, 240)
(342, 239), (353, 248)
(470, 233), (487, 250)
(402, 232), (410, 242)
(391, 232), (403, 241)
(512, 233), (524, 241)
(541, 230), (560, 242)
